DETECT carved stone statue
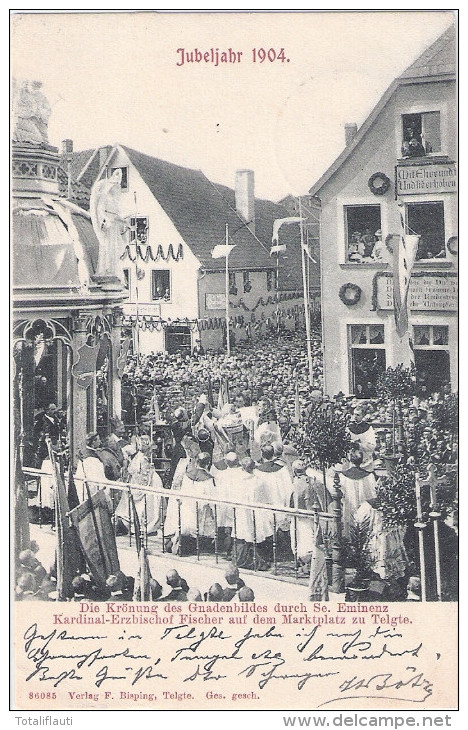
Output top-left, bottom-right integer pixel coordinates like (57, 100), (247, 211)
(12, 79), (51, 145)
(89, 168), (126, 280)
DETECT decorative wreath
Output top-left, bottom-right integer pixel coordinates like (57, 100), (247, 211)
(447, 236), (458, 255)
(368, 172), (391, 196)
(339, 282), (362, 306)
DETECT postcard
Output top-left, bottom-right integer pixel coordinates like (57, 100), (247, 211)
(11, 10), (458, 714)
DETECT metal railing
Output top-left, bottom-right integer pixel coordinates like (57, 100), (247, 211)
(24, 467), (345, 587)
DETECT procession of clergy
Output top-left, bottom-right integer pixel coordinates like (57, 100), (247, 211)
(52, 388), (404, 580)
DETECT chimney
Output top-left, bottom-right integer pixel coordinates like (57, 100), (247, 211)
(62, 139), (73, 154)
(345, 123), (358, 146)
(98, 145), (112, 170)
(235, 169), (255, 234)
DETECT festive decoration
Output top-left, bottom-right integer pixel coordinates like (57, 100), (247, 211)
(376, 364), (416, 402)
(368, 172), (391, 196)
(342, 516), (375, 589)
(121, 242), (184, 263)
(339, 282), (362, 306)
(71, 341), (100, 389)
(447, 236), (458, 255)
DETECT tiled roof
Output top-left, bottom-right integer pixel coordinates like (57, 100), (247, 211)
(55, 142), (319, 290)
(59, 148), (95, 181)
(122, 145), (277, 273)
(57, 166), (91, 210)
(399, 24), (456, 80)
(211, 182), (320, 290)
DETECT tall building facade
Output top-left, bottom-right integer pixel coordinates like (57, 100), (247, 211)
(310, 26), (457, 397)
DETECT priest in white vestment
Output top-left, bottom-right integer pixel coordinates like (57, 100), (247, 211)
(114, 435), (164, 535)
(355, 499), (408, 580)
(339, 449), (377, 539)
(164, 452), (216, 548)
(289, 460), (323, 563)
(74, 432), (113, 510)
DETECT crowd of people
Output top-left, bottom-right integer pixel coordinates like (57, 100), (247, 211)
(120, 329), (324, 436)
(24, 328), (457, 602)
(15, 545), (255, 604)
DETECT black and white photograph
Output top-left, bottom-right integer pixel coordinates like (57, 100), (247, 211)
(11, 10), (458, 713)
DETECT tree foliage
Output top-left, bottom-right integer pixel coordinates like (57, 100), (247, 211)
(342, 515), (375, 586)
(432, 393), (458, 437)
(376, 364), (416, 401)
(297, 401), (352, 471)
(376, 462), (457, 529)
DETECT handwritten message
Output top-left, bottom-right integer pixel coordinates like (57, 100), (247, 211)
(14, 602), (457, 711)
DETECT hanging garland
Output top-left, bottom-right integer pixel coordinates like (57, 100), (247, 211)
(339, 282), (362, 306)
(368, 172), (391, 196)
(121, 242), (184, 263)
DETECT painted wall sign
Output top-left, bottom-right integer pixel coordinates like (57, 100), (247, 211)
(374, 272), (457, 311)
(205, 293), (226, 310)
(396, 162), (457, 195)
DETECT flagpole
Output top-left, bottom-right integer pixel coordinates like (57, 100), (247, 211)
(133, 192), (141, 365)
(225, 223), (231, 357)
(299, 198), (313, 386)
(276, 253), (280, 339)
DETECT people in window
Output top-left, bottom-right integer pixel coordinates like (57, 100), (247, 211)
(371, 230), (388, 263)
(401, 125), (426, 158)
(348, 231), (365, 262)
(348, 229), (384, 263)
(361, 228), (376, 257)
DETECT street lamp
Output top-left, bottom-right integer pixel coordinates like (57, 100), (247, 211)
(212, 224), (236, 357)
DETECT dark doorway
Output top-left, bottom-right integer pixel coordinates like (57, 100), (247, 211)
(351, 349), (386, 398)
(165, 326), (191, 356)
(414, 350), (451, 396)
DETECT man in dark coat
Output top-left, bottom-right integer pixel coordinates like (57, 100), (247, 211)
(159, 569), (189, 601)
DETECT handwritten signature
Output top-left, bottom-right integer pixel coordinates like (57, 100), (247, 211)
(21, 620), (435, 704)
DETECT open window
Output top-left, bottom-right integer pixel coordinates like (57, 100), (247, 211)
(110, 166), (129, 190)
(406, 201), (446, 260)
(413, 325), (450, 394)
(129, 216), (149, 244)
(348, 324), (386, 397)
(151, 270), (171, 301)
(401, 112), (441, 158)
(344, 205), (381, 263)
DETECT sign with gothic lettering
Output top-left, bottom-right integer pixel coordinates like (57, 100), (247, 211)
(396, 162), (457, 195)
(374, 272), (458, 311)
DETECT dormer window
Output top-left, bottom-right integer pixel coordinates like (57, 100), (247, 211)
(110, 166), (129, 190)
(401, 112), (441, 158)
